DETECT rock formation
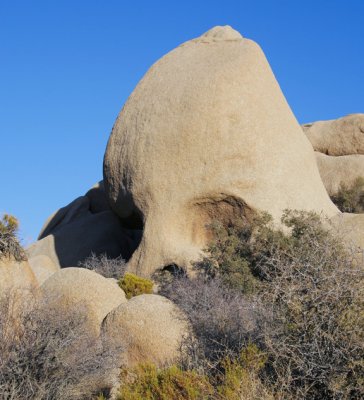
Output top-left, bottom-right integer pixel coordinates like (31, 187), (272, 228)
(28, 254), (59, 285)
(41, 267), (127, 333)
(27, 181), (141, 269)
(302, 114), (364, 197)
(302, 114), (364, 156)
(103, 25), (338, 277)
(314, 152), (364, 196)
(0, 257), (37, 295)
(101, 294), (189, 367)
(302, 114), (364, 255)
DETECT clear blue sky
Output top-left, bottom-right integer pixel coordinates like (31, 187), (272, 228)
(1, 0), (363, 244)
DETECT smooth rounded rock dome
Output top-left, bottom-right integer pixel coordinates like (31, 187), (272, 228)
(41, 267), (127, 333)
(28, 254), (59, 285)
(303, 114), (364, 156)
(101, 294), (189, 367)
(103, 25), (338, 276)
(0, 258), (37, 296)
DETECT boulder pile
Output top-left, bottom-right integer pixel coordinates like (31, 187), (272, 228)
(2, 26), (363, 380)
(302, 114), (364, 196)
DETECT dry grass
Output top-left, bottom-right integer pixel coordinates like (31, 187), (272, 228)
(0, 289), (122, 400)
(79, 252), (126, 279)
(161, 210), (364, 399)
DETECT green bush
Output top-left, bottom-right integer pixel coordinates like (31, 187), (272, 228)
(165, 210), (364, 399)
(118, 273), (154, 299)
(193, 214), (271, 294)
(0, 213), (26, 261)
(117, 363), (213, 400)
(331, 176), (364, 213)
(116, 345), (272, 400)
(255, 212), (364, 398)
(215, 344), (272, 400)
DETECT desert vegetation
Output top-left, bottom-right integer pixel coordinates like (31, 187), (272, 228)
(0, 290), (121, 400)
(79, 252), (126, 279)
(1, 210), (363, 399)
(331, 177), (364, 213)
(119, 272), (154, 299)
(159, 211), (364, 399)
(0, 214), (26, 261)
(79, 254), (154, 299)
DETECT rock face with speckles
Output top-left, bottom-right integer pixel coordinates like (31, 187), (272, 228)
(101, 294), (189, 367)
(41, 267), (127, 334)
(303, 114), (364, 156)
(302, 114), (364, 196)
(103, 25), (338, 277)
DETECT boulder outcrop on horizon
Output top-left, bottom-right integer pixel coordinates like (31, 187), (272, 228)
(302, 114), (364, 156)
(302, 114), (364, 196)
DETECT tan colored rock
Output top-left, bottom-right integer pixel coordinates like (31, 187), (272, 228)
(0, 257), (37, 295)
(302, 114), (364, 156)
(29, 180), (141, 269)
(103, 25), (338, 277)
(101, 294), (189, 367)
(315, 152), (364, 196)
(28, 254), (59, 285)
(27, 210), (140, 269)
(41, 267), (127, 333)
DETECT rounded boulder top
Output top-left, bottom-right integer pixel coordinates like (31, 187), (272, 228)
(192, 25), (243, 42)
(103, 25), (338, 277)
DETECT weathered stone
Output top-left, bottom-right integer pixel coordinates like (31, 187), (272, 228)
(28, 254), (59, 285)
(315, 152), (364, 196)
(103, 25), (338, 276)
(303, 114), (364, 156)
(330, 213), (364, 255)
(28, 209), (141, 269)
(41, 267), (127, 333)
(0, 257), (37, 295)
(101, 294), (189, 367)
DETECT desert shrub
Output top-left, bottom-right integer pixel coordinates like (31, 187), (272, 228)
(117, 363), (213, 400)
(163, 210), (364, 399)
(79, 252), (126, 279)
(161, 276), (264, 371)
(215, 344), (272, 400)
(117, 347), (272, 400)
(255, 211), (364, 399)
(193, 215), (268, 294)
(0, 214), (26, 261)
(119, 272), (154, 299)
(331, 176), (364, 213)
(0, 289), (122, 400)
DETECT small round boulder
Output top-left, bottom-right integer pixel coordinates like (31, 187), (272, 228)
(102, 294), (189, 367)
(41, 267), (127, 333)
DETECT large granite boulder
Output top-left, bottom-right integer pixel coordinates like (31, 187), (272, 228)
(0, 257), (37, 295)
(315, 152), (364, 196)
(101, 294), (189, 367)
(28, 254), (59, 285)
(41, 267), (127, 334)
(103, 25), (338, 277)
(303, 114), (364, 156)
(27, 181), (141, 269)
